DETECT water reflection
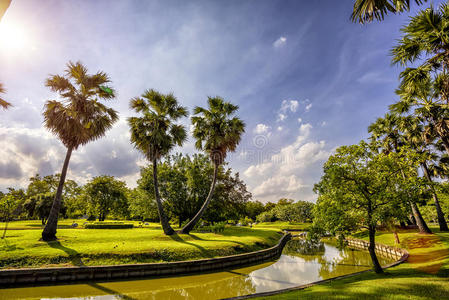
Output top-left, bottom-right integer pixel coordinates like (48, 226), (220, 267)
(0, 238), (393, 300)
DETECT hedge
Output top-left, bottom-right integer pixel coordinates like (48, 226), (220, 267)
(84, 223), (134, 229)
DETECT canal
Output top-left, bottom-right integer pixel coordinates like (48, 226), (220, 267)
(0, 238), (393, 299)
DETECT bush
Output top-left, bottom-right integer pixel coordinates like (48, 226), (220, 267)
(239, 217), (253, 226)
(87, 215), (96, 221)
(193, 222), (226, 233)
(84, 222), (133, 229)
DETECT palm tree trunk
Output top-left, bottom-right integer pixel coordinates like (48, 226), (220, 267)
(152, 158), (175, 235)
(410, 201), (432, 234)
(368, 224), (383, 273)
(42, 146), (73, 241)
(2, 219), (8, 239)
(179, 163), (218, 234)
(422, 162), (449, 231)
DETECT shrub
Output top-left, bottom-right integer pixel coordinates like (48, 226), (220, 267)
(84, 222), (133, 229)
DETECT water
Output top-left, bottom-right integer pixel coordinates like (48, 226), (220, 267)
(0, 238), (393, 300)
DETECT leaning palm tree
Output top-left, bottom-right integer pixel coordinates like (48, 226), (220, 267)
(368, 113), (432, 234)
(399, 116), (448, 231)
(128, 89), (188, 235)
(0, 83), (11, 109)
(351, 0), (426, 23)
(41, 61), (118, 241)
(179, 97), (245, 234)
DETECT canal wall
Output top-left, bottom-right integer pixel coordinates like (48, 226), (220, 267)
(0, 232), (291, 286)
(224, 237), (409, 300)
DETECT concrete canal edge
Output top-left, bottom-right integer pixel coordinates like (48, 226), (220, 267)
(0, 232), (292, 286)
(222, 237), (409, 300)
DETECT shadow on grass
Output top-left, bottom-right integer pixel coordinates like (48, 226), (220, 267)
(168, 234), (210, 256)
(188, 234), (247, 247)
(0, 239), (23, 251)
(88, 282), (136, 300)
(46, 241), (85, 266)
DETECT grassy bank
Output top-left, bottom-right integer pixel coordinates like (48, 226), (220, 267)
(0, 222), (282, 269)
(253, 221), (311, 231)
(256, 226), (449, 300)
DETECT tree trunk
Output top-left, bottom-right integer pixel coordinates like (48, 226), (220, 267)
(408, 214), (416, 225)
(368, 225), (383, 274)
(153, 158), (175, 235)
(410, 201), (432, 234)
(440, 135), (449, 157)
(2, 219), (8, 239)
(179, 163), (218, 234)
(42, 146), (73, 241)
(393, 231), (400, 244)
(399, 221), (406, 228)
(422, 162), (449, 231)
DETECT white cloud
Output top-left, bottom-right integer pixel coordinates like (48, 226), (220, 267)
(273, 36), (287, 48)
(280, 100), (299, 113)
(320, 121), (327, 127)
(277, 113), (287, 122)
(297, 118), (302, 123)
(243, 123), (332, 203)
(305, 103), (313, 112)
(277, 126), (283, 131)
(253, 123), (271, 134)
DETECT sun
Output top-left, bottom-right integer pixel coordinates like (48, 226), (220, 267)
(0, 19), (29, 53)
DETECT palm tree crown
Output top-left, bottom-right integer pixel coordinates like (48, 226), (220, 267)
(0, 83), (12, 109)
(191, 96), (245, 165)
(44, 61), (118, 149)
(351, 0), (426, 24)
(128, 89), (188, 161)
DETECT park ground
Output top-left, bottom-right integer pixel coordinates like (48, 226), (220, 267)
(0, 220), (308, 268)
(256, 226), (449, 300)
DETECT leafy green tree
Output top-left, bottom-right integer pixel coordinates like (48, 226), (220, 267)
(128, 89), (187, 235)
(83, 176), (129, 221)
(274, 200), (314, 223)
(180, 97), (245, 234)
(0, 193), (19, 239)
(128, 188), (159, 221)
(41, 61), (118, 241)
(0, 83), (11, 109)
(351, 0), (426, 23)
(314, 141), (422, 273)
(245, 201), (265, 221)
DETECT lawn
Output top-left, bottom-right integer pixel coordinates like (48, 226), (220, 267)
(255, 226), (449, 300)
(253, 221), (311, 231)
(0, 221), (282, 269)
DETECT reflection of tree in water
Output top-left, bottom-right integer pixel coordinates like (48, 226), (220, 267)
(283, 238), (325, 261)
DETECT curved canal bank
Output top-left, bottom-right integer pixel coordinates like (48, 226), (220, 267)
(0, 233), (292, 286)
(0, 236), (399, 299)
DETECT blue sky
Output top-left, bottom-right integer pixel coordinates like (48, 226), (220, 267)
(0, 0), (443, 202)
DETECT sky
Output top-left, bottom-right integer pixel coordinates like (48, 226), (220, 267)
(0, 0), (444, 203)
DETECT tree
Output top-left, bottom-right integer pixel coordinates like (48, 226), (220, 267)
(179, 97), (245, 234)
(314, 141), (420, 273)
(0, 193), (19, 239)
(41, 61), (118, 241)
(128, 89), (187, 235)
(0, 83), (11, 109)
(351, 0), (426, 23)
(83, 176), (129, 221)
(245, 201), (265, 221)
(128, 188), (159, 221)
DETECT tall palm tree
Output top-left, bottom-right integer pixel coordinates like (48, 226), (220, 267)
(351, 0), (426, 23)
(179, 97), (245, 234)
(399, 116), (449, 231)
(128, 89), (187, 235)
(0, 83), (11, 109)
(368, 113), (432, 234)
(41, 61), (118, 241)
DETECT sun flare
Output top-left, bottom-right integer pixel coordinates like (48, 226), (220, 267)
(0, 19), (29, 53)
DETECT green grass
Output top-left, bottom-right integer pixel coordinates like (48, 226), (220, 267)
(255, 226), (449, 299)
(0, 219), (163, 230)
(253, 221), (311, 231)
(0, 221), (282, 268)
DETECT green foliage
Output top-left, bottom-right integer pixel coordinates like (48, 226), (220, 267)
(193, 221), (226, 233)
(137, 153), (251, 225)
(244, 200), (265, 220)
(0, 82), (11, 109)
(83, 176), (129, 221)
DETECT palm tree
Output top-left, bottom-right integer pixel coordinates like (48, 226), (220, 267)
(368, 113), (432, 234)
(351, 0), (426, 23)
(128, 89), (187, 235)
(0, 0), (11, 22)
(0, 83), (11, 109)
(399, 116), (449, 231)
(179, 96), (245, 234)
(41, 61), (118, 241)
